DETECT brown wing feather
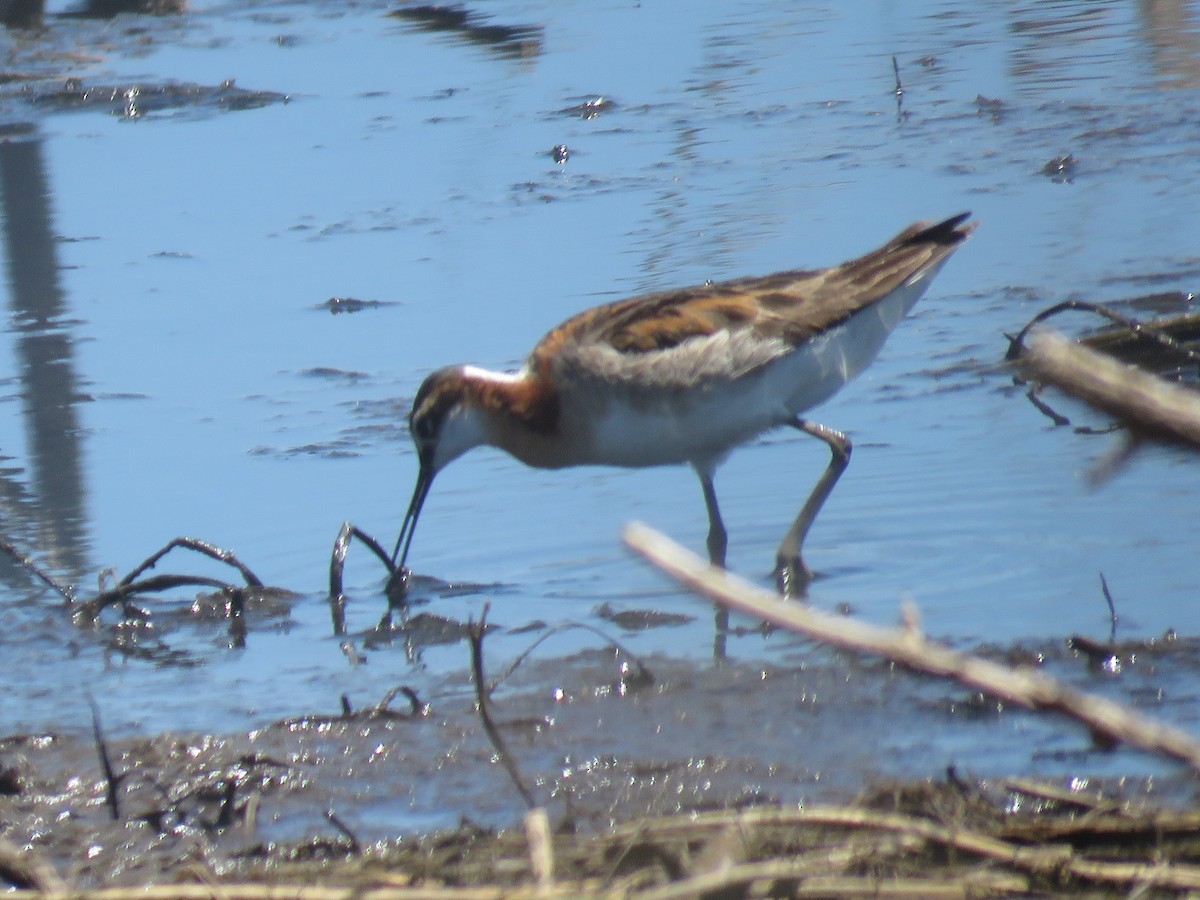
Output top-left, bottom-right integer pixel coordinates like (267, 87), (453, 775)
(530, 213), (975, 370)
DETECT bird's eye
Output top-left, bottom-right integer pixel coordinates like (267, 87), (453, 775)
(412, 414), (437, 442)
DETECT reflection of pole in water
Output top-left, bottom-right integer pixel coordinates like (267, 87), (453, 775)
(0, 1), (44, 31)
(0, 138), (89, 578)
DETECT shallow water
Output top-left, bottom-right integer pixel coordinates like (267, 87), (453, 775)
(1, 0), (1200, 842)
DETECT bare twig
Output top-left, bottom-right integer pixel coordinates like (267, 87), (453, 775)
(272, 684), (427, 730)
(376, 685), (427, 718)
(891, 55), (906, 122)
(329, 522), (403, 635)
(228, 586), (247, 649)
(120, 537), (264, 588)
(0, 537), (75, 604)
(487, 621), (653, 696)
(1099, 573), (1118, 644)
(77, 574), (245, 622)
(468, 605), (538, 810)
(623, 522), (1200, 773)
(87, 696), (124, 821)
(214, 779), (240, 829)
(1006, 299), (1200, 369)
(325, 809), (362, 854)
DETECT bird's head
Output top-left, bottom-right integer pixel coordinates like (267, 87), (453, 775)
(391, 365), (490, 572)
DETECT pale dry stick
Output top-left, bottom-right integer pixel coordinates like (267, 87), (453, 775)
(1019, 328), (1200, 447)
(524, 807), (555, 891)
(623, 522), (1200, 773)
(1000, 777), (1119, 813)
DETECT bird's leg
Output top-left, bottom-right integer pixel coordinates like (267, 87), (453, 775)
(695, 465), (730, 661)
(695, 466), (728, 568)
(775, 419), (852, 598)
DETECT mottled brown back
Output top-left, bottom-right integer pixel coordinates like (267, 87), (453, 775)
(530, 213), (975, 370)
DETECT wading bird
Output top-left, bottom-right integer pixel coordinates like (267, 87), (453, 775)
(391, 213), (974, 596)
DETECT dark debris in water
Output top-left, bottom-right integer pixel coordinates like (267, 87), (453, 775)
(557, 95), (618, 119)
(1042, 152), (1079, 183)
(21, 77), (287, 119)
(1080, 297), (1200, 375)
(974, 93), (1007, 123)
(317, 296), (394, 314)
(594, 602), (693, 631)
(388, 3), (543, 60)
(58, 0), (186, 19)
(1008, 290), (1200, 377)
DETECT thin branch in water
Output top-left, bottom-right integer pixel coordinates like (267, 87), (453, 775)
(1099, 573), (1119, 645)
(1024, 384), (1072, 427)
(273, 684), (427, 730)
(87, 696), (124, 821)
(77, 574), (245, 623)
(119, 537), (264, 588)
(213, 779), (239, 830)
(325, 808), (362, 853)
(0, 537), (75, 604)
(468, 604), (537, 810)
(891, 55), (908, 121)
(227, 587), (247, 649)
(1006, 299), (1200, 369)
(376, 685), (427, 717)
(487, 620), (654, 696)
(328, 521), (403, 635)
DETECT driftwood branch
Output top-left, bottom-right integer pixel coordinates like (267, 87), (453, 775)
(1017, 328), (1200, 448)
(623, 522), (1200, 773)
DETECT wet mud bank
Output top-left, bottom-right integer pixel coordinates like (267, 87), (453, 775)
(4, 633), (1200, 892)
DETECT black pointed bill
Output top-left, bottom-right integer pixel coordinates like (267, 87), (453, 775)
(391, 462), (435, 572)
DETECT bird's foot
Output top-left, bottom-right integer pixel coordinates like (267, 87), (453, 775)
(384, 565), (411, 607)
(774, 555), (813, 599)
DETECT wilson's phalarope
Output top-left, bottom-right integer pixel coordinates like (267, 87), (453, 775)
(392, 213), (975, 597)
